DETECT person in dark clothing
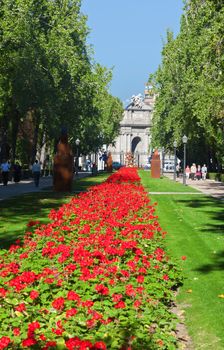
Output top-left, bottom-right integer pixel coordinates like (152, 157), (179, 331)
(32, 160), (41, 187)
(13, 162), (21, 183)
(1, 160), (11, 186)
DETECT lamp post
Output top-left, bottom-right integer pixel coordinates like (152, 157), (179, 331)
(75, 138), (80, 175)
(136, 151), (139, 167)
(120, 150), (124, 165)
(173, 141), (177, 181)
(182, 135), (188, 185)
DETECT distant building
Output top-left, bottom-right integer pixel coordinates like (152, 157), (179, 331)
(108, 84), (156, 167)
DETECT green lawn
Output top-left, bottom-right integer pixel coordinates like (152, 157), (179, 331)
(139, 170), (224, 349)
(142, 170), (199, 192)
(0, 173), (109, 249)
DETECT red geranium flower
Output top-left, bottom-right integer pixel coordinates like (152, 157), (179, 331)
(52, 297), (65, 310)
(30, 290), (39, 300)
(0, 336), (11, 349)
(114, 301), (126, 309)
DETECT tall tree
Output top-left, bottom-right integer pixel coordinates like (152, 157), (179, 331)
(151, 0), (224, 170)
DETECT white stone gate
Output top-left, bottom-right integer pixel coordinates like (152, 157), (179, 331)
(108, 86), (155, 167)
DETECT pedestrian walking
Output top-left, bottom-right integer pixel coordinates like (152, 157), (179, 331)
(190, 163), (196, 180)
(32, 160), (41, 187)
(196, 165), (202, 180)
(176, 164), (180, 178)
(1, 159), (11, 186)
(201, 164), (207, 180)
(185, 165), (190, 180)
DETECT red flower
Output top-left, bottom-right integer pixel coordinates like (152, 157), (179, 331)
(0, 288), (7, 298)
(22, 338), (37, 347)
(41, 341), (57, 350)
(125, 284), (136, 297)
(114, 301), (126, 309)
(52, 328), (63, 335)
(0, 336), (11, 349)
(30, 290), (39, 300)
(136, 275), (144, 283)
(66, 308), (77, 318)
(27, 220), (40, 227)
(163, 274), (169, 281)
(93, 341), (107, 349)
(39, 334), (46, 341)
(28, 321), (40, 332)
(133, 300), (141, 308)
(13, 328), (20, 336)
(112, 293), (123, 302)
(95, 284), (109, 295)
(67, 291), (80, 301)
(81, 300), (94, 308)
(181, 256), (187, 260)
(15, 303), (26, 312)
(52, 297), (65, 310)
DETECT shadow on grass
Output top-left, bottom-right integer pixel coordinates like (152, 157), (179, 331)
(194, 250), (224, 274)
(175, 196), (224, 234)
(0, 173), (108, 250)
(175, 195), (224, 273)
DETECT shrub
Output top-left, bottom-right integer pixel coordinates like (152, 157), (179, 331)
(208, 172), (224, 182)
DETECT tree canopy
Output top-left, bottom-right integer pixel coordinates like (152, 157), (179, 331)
(0, 0), (123, 164)
(151, 0), (224, 170)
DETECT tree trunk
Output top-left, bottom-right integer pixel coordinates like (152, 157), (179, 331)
(11, 109), (20, 164)
(31, 110), (40, 164)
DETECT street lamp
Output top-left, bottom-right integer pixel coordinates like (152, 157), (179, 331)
(135, 151), (139, 167)
(173, 141), (177, 181)
(120, 150), (124, 165)
(182, 135), (188, 185)
(75, 138), (80, 175)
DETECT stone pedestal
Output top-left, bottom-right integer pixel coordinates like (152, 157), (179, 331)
(53, 132), (73, 192)
(151, 149), (160, 178)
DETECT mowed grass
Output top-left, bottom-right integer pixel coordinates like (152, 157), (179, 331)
(139, 170), (224, 349)
(142, 170), (199, 192)
(0, 173), (109, 249)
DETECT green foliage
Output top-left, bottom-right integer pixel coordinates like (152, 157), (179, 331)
(0, 0), (123, 163)
(151, 0), (224, 170)
(207, 172), (224, 182)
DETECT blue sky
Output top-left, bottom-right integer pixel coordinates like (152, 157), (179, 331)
(81, 0), (184, 105)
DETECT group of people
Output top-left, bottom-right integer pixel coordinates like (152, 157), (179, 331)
(185, 163), (207, 181)
(0, 159), (41, 187)
(0, 160), (21, 186)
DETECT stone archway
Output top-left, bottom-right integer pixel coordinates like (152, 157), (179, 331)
(107, 89), (155, 167)
(131, 136), (141, 153)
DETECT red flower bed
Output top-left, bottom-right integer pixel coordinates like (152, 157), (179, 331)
(0, 167), (182, 349)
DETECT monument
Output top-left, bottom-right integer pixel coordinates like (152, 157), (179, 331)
(53, 128), (73, 192)
(108, 84), (156, 167)
(151, 149), (160, 178)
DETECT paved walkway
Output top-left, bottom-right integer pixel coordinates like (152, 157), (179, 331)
(164, 173), (224, 200)
(0, 172), (91, 201)
(1, 171), (224, 201)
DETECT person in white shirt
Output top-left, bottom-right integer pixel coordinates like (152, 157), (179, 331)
(32, 160), (41, 187)
(1, 160), (11, 186)
(201, 164), (207, 180)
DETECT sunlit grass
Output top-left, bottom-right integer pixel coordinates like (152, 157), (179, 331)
(140, 170), (224, 349)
